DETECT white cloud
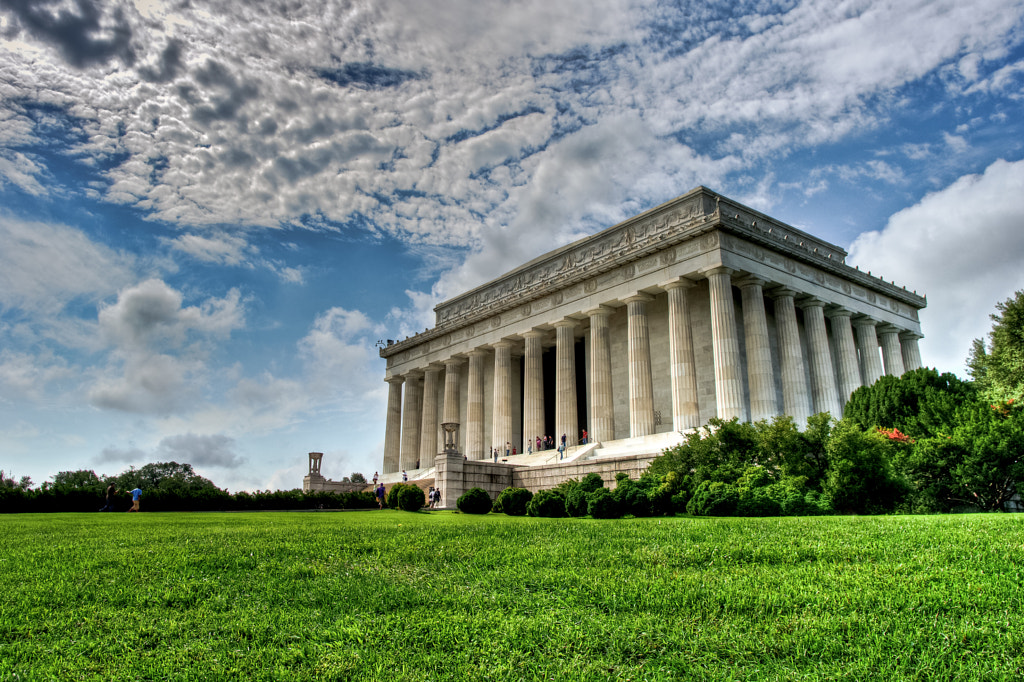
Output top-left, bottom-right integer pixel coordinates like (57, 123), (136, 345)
(848, 158), (1024, 375)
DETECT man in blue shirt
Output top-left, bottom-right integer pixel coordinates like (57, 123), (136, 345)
(128, 487), (142, 512)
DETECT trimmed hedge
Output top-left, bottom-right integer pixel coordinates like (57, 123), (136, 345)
(397, 485), (426, 512)
(457, 487), (493, 514)
(494, 487), (533, 516)
(526, 489), (567, 517)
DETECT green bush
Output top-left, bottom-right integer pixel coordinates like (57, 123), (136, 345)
(736, 488), (782, 517)
(586, 487), (622, 519)
(386, 483), (413, 510)
(457, 487), (493, 514)
(494, 487), (533, 516)
(613, 478), (652, 517)
(686, 481), (739, 516)
(564, 486), (589, 517)
(579, 472), (604, 494)
(526, 489), (567, 517)
(397, 485), (426, 512)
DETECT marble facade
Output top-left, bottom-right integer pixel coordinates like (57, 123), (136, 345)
(378, 186), (926, 477)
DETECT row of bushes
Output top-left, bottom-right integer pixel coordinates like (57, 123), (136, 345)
(0, 485), (378, 514)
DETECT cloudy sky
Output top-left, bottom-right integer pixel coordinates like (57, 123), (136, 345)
(2, 0), (1023, 491)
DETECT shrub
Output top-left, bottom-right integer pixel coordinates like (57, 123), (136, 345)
(579, 472), (604, 494)
(736, 488), (782, 517)
(586, 487), (622, 519)
(457, 487), (493, 514)
(386, 483), (413, 509)
(564, 486), (589, 517)
(526, 489), (567, 517)
(397, 485), (426, 512)
(613, 478), (652, 517)
(494, 487), (532, 516)
(686, 481), (739, 516)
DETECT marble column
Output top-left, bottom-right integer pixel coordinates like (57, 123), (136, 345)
(801, 299), (841, 418)
(706, 267), (746, 421)
(773, 288), (811, 426)
(492, 340), (513, 457)
(586, 308), (615, 443)
(624, 294), (656, 437)
(878, 324), (906, 377)
(399, 371), (422, 470)
(466, 350), (486, 460)
(442, 358), (462, 427)
(737, 276), (777, 422)
(419, 365), (441, 459)
(901, 332), (924, 372)
(383, 376), (403, 473)
(853, 317), (884, 386)
(826, 308), (862, 410)
(522, 330), (546, 451)
(554, 319), (578, 448)
(664, 278), (700, 431)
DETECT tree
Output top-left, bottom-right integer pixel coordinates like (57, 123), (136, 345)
(349, 472), (367, 484)
(113, 462), (218, 493)
(844, 367), (974, 439)
(968, 290), (1024, 401)
(823, 420), (908, 514)
(50, 470), (104, 491)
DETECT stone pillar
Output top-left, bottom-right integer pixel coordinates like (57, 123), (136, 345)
(901, 332), (924, 372)
(827, 308), (862, 411)
(586, 307), (615, 443)
(801, 298), (841, 418)
(737, 276), (777, 422)
(419, 365), (441, 459)
(705, 267), (746, 421)
(442, 358), (462, 426)
(554, 319), (578, 448)
(522, 330), (546, 452)
(853, 317), (884, 386)
(491, 340), (513, 457)
(772, 288), (811, 426)
(664, 278), (700, 431)
(466, 350), (486, 460)
(383, 376), (403, 473)
(624, 293), (656, 437)
(878, 325), (906, 377)
(399, 370), (422, 470)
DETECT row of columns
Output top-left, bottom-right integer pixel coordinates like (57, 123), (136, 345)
(382, 268), (924, 473)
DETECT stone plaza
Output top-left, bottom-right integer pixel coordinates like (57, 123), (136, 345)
(314, 186), (927, 505)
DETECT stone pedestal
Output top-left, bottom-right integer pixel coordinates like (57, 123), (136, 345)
(434, 452), (464, 510)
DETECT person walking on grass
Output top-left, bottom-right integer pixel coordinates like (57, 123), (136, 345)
(99, 482), (118, 512)
(127, 487), (142, 512)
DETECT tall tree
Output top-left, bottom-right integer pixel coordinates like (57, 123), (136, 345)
(968, 290), (1024, 400)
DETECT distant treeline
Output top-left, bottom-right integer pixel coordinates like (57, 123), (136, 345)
(0, 461), (376, 514)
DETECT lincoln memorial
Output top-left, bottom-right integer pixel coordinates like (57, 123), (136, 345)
(373, 186), (925, 503)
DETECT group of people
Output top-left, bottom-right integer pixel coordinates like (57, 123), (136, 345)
(490, 442), (517, 461)
(530, 430), (587, 458)
(371, 471), (442, 509)
(99, 482), (143, 512)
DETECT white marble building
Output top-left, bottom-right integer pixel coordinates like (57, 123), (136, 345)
(378, 186), (925, 478)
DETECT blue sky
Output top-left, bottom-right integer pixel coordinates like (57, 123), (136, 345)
(2, 0), (1024, 491)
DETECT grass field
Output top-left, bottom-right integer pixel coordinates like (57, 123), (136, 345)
(1, 511), (1021, 681)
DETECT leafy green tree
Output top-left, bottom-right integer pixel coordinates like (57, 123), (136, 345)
(968, 290), (1024, 400)
(823, 420), (908, 514)
(844, 367), (973, 439)
(113, 461), (219, 494)
(50, 470), (104, 491)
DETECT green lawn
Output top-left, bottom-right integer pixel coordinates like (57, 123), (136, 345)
(1, 511), (1021, 681)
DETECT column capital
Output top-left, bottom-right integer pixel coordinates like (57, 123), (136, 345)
(584, 304), (615, 317)
(701, 265), (736, 278)
(733, 274), (768, 289)
(622, 292), (654, 305)
(522, 328), (547, 340)
(444, 357), (464, 370)
(466, 348), (489, 358)
(798, 296), (828, 310)
(385, 375), (405, 385)
(552, 318), (578, 329)
(852, 315), (878, 329)
(769, 286), (799, 299)
(491, 339), (515, 350)
(404, 368), (424, 379)
(825, 306), (853, 320)
(899, 330), (924, 341)
(660, 276), (697, 291)
(876, 323), (902, 335)
(424, 362), (444, 373)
